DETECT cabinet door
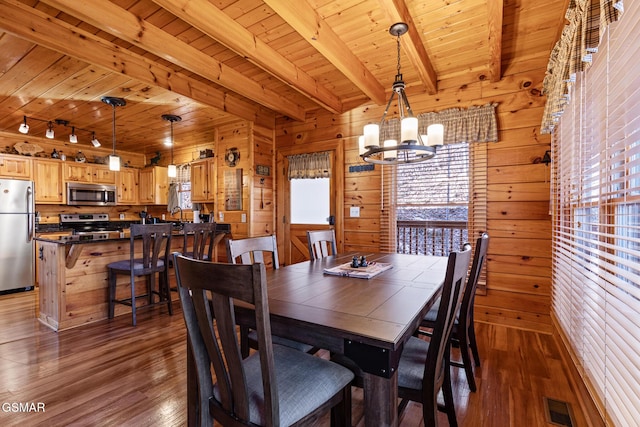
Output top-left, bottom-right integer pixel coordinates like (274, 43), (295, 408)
(92, 166), (116, 184)
(191, 160), (209, 202)
(139, 167), (168, 204)
(33, 159), (64, 203)
(0, 154), (31, 179)
(63, 163), (92, 182)
(154, 167), (168, 205)
(117, 168), (138, 204)
(138, 168), (153, 204)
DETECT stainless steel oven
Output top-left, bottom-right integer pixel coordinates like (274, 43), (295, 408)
(66, 183), (117, 206)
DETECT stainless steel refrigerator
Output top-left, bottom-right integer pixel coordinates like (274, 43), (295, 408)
(0, 178), (35, 292)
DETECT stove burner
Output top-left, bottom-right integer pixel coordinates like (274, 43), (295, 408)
(60, 213), (123, 234)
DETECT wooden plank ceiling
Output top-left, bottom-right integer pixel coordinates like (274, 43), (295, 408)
(0, 0), (567, 156)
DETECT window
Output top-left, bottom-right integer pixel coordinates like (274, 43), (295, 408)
(287, 151), (332, 224)
(551, 6), (640, 424)
(172, 164), (191, 210)
(396, 142), (469, 255)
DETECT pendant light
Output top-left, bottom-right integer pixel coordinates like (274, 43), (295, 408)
(162, 114), (181, 178)
(101, 96), (126, 171)
(359, 23), (443, 165)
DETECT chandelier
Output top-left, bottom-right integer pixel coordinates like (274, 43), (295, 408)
(359, 23), (443, 165)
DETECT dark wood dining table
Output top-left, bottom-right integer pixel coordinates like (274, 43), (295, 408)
(186, 252), (448, 427)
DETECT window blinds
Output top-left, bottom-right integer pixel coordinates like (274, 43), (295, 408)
(552, 4), (640, 424)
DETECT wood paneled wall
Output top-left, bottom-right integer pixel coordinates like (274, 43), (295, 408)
(276, 59), (553, 332)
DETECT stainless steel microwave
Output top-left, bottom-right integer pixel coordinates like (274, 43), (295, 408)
(67, 182), (117, 206)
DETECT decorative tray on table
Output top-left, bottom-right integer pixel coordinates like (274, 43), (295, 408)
(323, 261), (392, 279)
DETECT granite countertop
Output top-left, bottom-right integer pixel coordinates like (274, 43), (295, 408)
(34, 223), (230, 245)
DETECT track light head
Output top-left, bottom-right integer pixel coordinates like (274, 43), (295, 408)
(19, 116), (29, 134)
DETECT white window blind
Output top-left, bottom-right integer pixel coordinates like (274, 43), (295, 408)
(552, 4), (640, 425)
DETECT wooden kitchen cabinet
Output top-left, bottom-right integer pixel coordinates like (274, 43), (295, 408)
(92, 165), (116, 184)
(33, 159), (64, 203)
(0, 153), (31, 179)
(191, 158), (216, 202)
(139, 166), (168, 205)
(116, 168), (138, 204)
(63, 163), (91, 182)
(63, 163), (116, 184)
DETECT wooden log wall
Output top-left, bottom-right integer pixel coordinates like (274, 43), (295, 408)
(276, 58), (553, 332)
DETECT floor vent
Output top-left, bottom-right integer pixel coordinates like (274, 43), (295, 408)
(544, 397), (575, 427)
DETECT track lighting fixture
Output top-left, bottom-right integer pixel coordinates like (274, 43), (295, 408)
(45, 121), (54, 139)
(16, 115), (100, 147)
(162, 114), (181, 178)
(102, 96), (126, 171)
(19, 116), (29, 134)
(91, 132), (101, 147)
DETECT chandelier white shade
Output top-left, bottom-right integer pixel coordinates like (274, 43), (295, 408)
(359, 23), (443, 165)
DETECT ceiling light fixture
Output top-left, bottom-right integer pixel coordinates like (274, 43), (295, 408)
(19, 116), (29, 134)
(69, 126), (78, 143)
(162, 114), (182, 178)
(45, 121), (55, 139)
(102, 96), (126, 171)
(17, 115), (100, 146)
(359, 23), (443, 165)
(91, 132), (101, 147)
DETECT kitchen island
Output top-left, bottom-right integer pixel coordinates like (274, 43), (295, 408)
(35, 226), (229, 331)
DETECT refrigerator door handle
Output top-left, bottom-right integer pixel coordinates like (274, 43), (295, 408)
(26, 185), (34, 242)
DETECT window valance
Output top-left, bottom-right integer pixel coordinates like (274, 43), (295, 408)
(541, 0), (623, 134)
(380, 103), (498, 145)
(287, 151), (331, 180)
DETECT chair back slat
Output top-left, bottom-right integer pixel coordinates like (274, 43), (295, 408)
(129, 223), (171, 271)
(182, 222), (217, 260)
(174, 255), (280, 426)
(307, 229), (337, 260)
(424, 243), (472, 391)
(459, 233), (489, 332)
(226, 235), (279, 269)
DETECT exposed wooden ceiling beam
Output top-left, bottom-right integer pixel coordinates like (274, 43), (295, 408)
(151, 0), (343, 115)
(487, 0), (504, 82)
(37, 0), (305, 121)
(378, 0), (438, 94)
(0, 0), (270, 123)
(264, 0), (387, 106)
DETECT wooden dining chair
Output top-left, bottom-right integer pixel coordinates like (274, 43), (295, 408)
(418, 233), (489, 392)
(397, 243), (472, 426)
(173, 255), (354, 427)
(307, 229), (337, 260)
(107, 223), (173, 326)
(226, 235), (318, 357)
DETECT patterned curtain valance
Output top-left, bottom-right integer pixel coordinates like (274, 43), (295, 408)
(541, 0), (623, 134)
(380, 103), (498, 145)
(171, 163), (191, 184)
(287, 151), (331, 180)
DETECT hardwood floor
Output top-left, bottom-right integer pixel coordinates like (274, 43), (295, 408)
(0, 289), (590, 426)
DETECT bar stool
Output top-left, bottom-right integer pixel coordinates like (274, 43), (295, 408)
(181, 222), (217, 260)
(107, 223), (173, 326)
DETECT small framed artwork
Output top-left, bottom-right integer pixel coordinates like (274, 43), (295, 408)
(224, 168), (243, 210)
(256, 164), (271, 176)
